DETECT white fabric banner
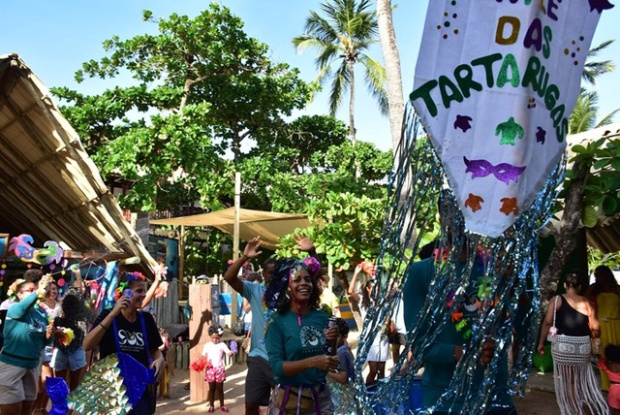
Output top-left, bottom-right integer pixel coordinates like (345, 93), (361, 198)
(412, 0), (613, 237)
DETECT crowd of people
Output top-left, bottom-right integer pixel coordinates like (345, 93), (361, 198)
(0, 264), (168, 415)
(1, 236), (619, 415)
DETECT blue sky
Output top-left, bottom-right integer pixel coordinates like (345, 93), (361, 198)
(1, 1), (618, 152)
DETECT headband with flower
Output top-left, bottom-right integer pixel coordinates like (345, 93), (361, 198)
(7, 278), (26, 299)
(114, 271), (147, 300)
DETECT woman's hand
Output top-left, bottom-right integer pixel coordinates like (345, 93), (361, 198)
(353, 263), (363, 277)
(308, 354), (339, 372)
(151, 356), (166, 382)
(295, 235), (315, 252)
(46, 323), (54, 340)
(112, 295), (131, 316)
(537, 344), (546, 355)
(323, 326), (339, 341)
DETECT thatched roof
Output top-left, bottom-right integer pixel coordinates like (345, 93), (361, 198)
(0, 53), (155, 268)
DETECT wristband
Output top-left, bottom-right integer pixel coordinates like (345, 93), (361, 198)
(99, 323), (108, 331)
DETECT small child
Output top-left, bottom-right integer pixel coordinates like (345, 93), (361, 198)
(157, 327), (172, 399)
(202, 324), (233, 413)
(327, 319), (358, 414)
(598, 344), (620, 415)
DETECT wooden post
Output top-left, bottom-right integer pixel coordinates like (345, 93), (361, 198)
(189, 283), (212, 403)
(232, 172), (241, 324)
(179, 225), (185, 300)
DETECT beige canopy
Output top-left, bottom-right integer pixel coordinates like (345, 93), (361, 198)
(0, 53), (155, 268)
(151, 207), (310, 250)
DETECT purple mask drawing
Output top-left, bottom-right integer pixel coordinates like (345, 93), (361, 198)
(463, 156), (526, 185)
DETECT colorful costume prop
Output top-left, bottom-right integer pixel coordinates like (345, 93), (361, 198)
(411, 1), (608, 237)
(9, 234), (63, 265)
(350, 1), (613, 414)
(47, 353), (148, 415)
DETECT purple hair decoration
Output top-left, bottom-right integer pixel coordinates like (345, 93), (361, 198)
(302, 256), (321, 278)
(463, 156), (526, 185)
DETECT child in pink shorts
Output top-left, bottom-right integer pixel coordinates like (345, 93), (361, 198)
(201, 325), (233, 413)
(598, 344), (620, 415)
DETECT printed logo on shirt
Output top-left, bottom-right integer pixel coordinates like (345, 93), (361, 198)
(300, 326), (324, 349)
(118, 329), (145, 348)
(26, 314), (46, 336)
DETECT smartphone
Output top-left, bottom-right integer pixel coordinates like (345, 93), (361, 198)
(122, 289), (134, 300)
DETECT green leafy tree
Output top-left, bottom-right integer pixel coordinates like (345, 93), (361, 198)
(238, 114), (391, 213)
(52, 5), (312, 212)
(276, 192), (387, 268)
(293, 0), (388, 156)
(539, 41), (618, 297)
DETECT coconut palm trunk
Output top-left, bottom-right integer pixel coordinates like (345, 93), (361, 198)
(376, 0), (404, 151)
(348, 58), (361, 178)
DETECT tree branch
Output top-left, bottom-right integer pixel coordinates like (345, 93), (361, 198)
(539, 160), (591, 299)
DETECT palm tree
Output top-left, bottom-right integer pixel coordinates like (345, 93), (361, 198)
(293, 0), (388, 151)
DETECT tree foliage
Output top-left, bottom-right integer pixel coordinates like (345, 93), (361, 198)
(569, 137), (620, 226)
(52, 5), (313, 212)
(51, 5), (394, 271)
(276, 192), (387, 268)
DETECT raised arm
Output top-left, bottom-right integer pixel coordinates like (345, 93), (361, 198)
(141, 273), (162, 309)
(83, 295), (130, 352)
(224, 236), (262, 294)
(295, 235), (318, 259)
(347, 263), (363, 305)
(70, 264), (85, 294)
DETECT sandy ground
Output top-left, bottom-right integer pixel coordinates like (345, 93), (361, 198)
(157, 363), (563, 415)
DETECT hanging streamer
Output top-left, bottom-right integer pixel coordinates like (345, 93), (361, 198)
(351, 104), (565, 414)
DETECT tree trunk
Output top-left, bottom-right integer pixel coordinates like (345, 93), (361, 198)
(539, 160), (591, 299)
(376, 0), (404, 151)
(349, 59), (360, 179)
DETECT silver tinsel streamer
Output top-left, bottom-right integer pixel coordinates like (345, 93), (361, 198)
(351, 102), (565, 414)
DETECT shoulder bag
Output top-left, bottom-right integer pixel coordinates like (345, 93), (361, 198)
(546, 295), (559, 342)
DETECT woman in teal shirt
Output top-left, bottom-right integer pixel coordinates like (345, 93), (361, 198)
(264, 259), (339, 415)
(0, 277), (53, 415)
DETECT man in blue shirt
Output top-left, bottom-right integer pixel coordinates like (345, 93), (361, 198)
(224, 236), (275, 415)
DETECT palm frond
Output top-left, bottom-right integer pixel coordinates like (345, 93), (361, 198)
(359, 54), (388, 115)
(569, 90), (599, 134)
(316, 43), (344, 69)
(596, 109), (620, 128)
(295, 0), (385, 115)
(582, 40), (616, 86)
(329, 61), (350, 116)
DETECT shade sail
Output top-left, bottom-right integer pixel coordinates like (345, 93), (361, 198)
(151, 207), (310, 250)
(0, 53), (156, 269)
